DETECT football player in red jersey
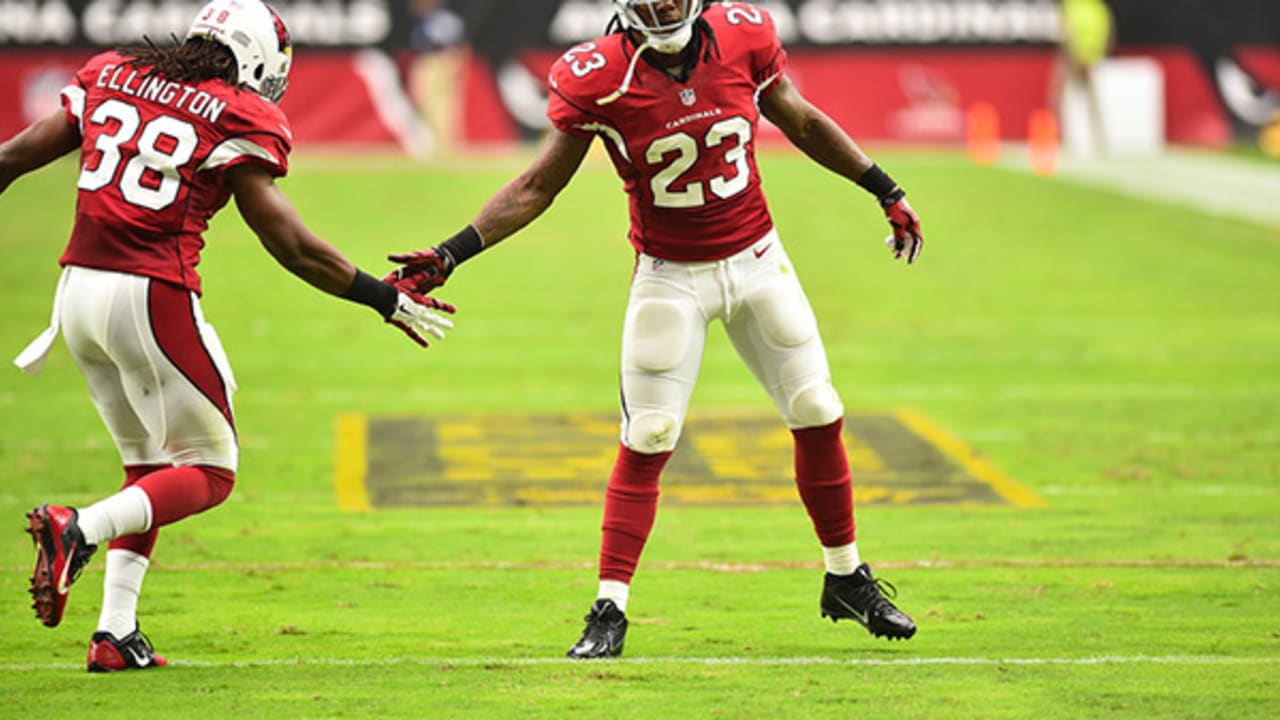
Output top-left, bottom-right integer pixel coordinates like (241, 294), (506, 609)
(389, 0), (921, 657)
(0, 0), (456, 672)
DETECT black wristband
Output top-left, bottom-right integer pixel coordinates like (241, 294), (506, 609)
(856, 164), (898, 201)
(341, 269), (398, 319)
(879, 187), (906, 207)
(437, 225), (484, 268)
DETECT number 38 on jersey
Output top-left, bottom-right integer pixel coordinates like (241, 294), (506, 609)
(78, 98), (199, 211)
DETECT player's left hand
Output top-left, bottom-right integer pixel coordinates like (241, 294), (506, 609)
(387, 291), (456, 348)
(881, 190), (923, 264)
(384, 246), (455, 294)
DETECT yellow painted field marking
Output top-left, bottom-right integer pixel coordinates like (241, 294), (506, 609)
(892, 408), (1047, 508)
(342, 409), (1041, 509)
(686, 422), (796, 482)
(334, 413), (371, 512)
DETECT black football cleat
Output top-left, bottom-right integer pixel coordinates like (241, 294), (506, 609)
(87, 626), (168, 673)
(567, 599), (628, 659)
(26, 505), (98, 628)
(821, 563), (917, 640)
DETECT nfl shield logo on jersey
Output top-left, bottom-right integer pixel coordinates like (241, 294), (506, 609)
(680, 88), (696, 106)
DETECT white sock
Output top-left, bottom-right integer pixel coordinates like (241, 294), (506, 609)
(823, 542), (861, 576)
(76, 486), (153, 546)
(598, 580), (630, 613)
(97, 549), (149, 638)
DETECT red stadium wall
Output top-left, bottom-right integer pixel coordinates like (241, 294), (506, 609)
(507, 48), (1060, 146)
(4, 46), (1278, 152)
(0, 50), (410, 152)
(469, 47), (1278, 149)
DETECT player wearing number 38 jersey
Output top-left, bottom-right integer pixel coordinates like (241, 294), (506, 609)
(60, 49), (290, 294)
(0, 0), (456, 672)
(386, 0), (924, 658)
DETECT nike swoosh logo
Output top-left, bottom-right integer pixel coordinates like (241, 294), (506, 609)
(126, 646), (152, 667)
(55, 547), (73, 595)
(753, 244), (772, 259)
(832, 595), (869, 624)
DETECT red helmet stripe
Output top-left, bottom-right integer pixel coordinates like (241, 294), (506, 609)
(267, 5), (290, 52)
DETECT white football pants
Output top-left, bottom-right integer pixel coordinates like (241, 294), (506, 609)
(56, 266), (239, 470)
(619, 229), (844, 454)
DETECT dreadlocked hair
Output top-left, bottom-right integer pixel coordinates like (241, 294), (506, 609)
(694, 16), (721, 63)
(119, 36), (239, 87)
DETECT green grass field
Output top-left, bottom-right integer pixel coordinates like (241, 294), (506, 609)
(1, 148), (1278, 718)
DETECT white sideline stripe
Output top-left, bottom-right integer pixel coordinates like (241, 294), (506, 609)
(1, 654), (1275, 673)
(1003, 148), (1280, 228)
(7, 558), (1280, 575)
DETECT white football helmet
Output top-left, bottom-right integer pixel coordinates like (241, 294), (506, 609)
(187, 0), (292, 103)
(613, 0), (703, 54)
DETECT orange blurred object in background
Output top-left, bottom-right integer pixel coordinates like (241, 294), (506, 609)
(1028, 108), (1060, 176)
(967, 102), (1001, 166)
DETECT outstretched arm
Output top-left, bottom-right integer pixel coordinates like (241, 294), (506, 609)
(228, 163), (360, 294)
(227, 163), (455, 347)
(472, 127), (593, 248)
(0, 110), (80, 195)
(386, 128), (593, 292)
(761, 77), (924, 264)
(759, 76), (876, 183)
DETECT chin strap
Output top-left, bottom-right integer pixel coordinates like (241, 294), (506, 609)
(596, 37), (655, 106)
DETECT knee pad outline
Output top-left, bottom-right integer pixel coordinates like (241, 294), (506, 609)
(787, 381), (844, 429)
(623, 410), (683, 454)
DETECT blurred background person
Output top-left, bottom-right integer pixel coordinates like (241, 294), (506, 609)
(1051, 0), (1115, 154)
(407, 0), (466, 158)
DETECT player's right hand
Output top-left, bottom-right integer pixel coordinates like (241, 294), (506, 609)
(384, 246), (455, 294)
(387, 291), (456, 348)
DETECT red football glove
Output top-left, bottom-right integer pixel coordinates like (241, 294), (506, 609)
(387, 290), (457, 348)
(383, 246), (456, 294)
(881, 189), (924, 264)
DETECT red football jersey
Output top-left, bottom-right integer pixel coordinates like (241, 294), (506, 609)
(547, 2), (787, 262)
(58, 51), (292, 295)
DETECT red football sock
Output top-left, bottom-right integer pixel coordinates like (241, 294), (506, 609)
(107, 464), (169, 557)
(133, 465), (235, 527)
(599, 444), (671, 584)
(793, 419), (856, 547)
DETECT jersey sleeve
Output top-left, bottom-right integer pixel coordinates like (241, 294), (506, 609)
(546, 57), (604, 138)
(748, 8), (788, 96)
(199, 92), (292, 178)
(59, 72), (87, 130)
(60, 52), (116, 133)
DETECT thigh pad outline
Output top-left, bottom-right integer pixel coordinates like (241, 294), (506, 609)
(625, 296), (695, 374)
(750, 280), (819, 350)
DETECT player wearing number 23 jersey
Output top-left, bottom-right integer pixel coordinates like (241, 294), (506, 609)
(547, 2), (783, 261)
(385, 0), (926, 659)
(1, 0), (454, 673)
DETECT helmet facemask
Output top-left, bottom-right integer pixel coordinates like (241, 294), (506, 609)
(613, 0), (703, 54)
